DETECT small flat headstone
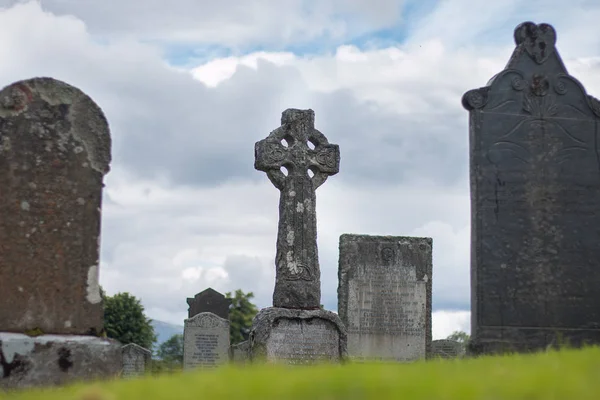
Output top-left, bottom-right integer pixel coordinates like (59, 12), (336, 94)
(230, 340), (250, 364)
(183, 312), (230, 370)
(0, 77), (111, 335)
(186, 288), (232, 320)
(121, 343), (152, 378)
(338, 234), (433, 362)
(431, 339), (465, 359)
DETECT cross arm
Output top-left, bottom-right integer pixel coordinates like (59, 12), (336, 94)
(254, 128), (292, 190)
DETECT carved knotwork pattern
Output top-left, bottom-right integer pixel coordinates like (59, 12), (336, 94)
(187, 313), (227, 328)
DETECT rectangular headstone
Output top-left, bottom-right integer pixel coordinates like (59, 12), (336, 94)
(463, 22), (600, 354)
(121, 343), (151, 378)
(338, 234), (432, 362)
(0, 77), (111, 335)
(183, 312), (230, 370)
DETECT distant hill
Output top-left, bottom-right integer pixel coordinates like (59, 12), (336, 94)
(151, 320), (184, 351)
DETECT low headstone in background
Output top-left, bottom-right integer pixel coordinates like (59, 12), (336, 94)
(187, 288), (232, 320)
(230, 340), (251, 364)
(338, 234), (433, 362)
(183, 312), (230, 370)
(122, 343), (152, 378)
(431, 339), (465, 359)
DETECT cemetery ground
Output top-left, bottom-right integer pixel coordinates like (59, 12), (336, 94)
(2, 346), (599, 399)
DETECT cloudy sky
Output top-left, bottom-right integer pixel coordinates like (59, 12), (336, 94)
(4, 0), (599, 339)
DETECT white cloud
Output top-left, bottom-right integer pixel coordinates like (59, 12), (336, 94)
(1, 1), (599, 338)
(432, 310), (470, 340)
(3, 0), (403, 47)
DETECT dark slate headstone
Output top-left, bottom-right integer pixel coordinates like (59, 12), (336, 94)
(463, 22), (600, 355)
(187, 288), (232, 320)
(254, 108), (340, 309)
(0, 77), (111, 335)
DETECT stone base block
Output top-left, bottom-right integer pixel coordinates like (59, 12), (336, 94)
(249, 307), (347, 364)
(0, 332), (122, 390)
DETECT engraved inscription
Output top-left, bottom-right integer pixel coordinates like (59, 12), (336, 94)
(266, 318), (340, 364)
(347, 265), (426, 337)
(121, 344), (150, 378)
(122, 353), (145, 377)
(190, 333), (219, 368)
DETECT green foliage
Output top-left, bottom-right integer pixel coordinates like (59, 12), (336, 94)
(156, 334), (184, 365)
(446, 331), (470, 343)
(148, 359), (183, 376)
(225, 289), (259, 345)
(103, 292), (157, 350)
(6, 347), (600, 399)
(446, 330), (470, 354)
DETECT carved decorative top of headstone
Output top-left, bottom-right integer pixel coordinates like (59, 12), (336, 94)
(185, 312), (230, 329)
(463, 22), (600, 115)
(0, 77), (111, 335)
(186, 288), (232, 320)
(254, 109), (340, 309)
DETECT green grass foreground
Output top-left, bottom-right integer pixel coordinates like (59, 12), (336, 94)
(2, 347), (600, 400)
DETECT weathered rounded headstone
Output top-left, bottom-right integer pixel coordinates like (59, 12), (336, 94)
(0, 77), (111, 336)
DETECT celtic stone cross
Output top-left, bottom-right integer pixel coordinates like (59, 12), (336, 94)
(254, 109), (340, 309)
